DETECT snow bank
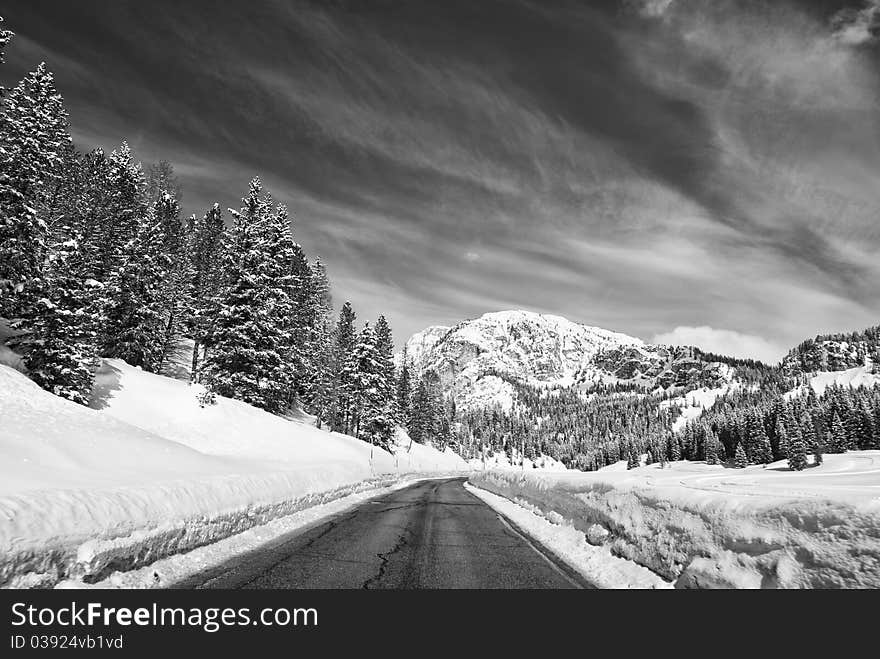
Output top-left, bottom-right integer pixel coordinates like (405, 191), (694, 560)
(470, 454), (880, 588)
(57, 478), (437, 590)
(464, 483), (671, 589)
(0, 361), (466, 588)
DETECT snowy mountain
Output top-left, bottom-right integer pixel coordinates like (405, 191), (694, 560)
(402, 310), (733, 411)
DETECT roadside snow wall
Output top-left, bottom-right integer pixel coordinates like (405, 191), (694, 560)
(469, 470), (880, 588)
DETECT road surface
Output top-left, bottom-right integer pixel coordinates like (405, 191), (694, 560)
(175, 477), (591, 589)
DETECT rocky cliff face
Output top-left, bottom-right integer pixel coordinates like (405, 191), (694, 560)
(402, 310), (734, 410)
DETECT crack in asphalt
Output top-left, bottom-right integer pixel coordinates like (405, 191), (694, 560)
(361, 525), (414, 590)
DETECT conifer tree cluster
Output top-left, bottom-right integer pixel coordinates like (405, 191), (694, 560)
(0, 17), (412, 450)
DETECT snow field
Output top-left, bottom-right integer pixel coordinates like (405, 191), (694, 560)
(469, 455), (880, 588)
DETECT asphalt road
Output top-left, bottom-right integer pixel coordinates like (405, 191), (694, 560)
(176, 477), (591, 589)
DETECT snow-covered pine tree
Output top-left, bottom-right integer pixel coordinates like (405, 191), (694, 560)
(775, 417), (789, 459)
(19, 234), (101, 404)
(799, 411), (817, 454)
(396, 347), (413, 428)
(787, 427), (808, 471)
(345, 322), (381, 441)
(749, 412), (773, 464)
(332, 301), (357, 433)
(733, 442), (748, 468)
(0, 62), (71, 317)
(201, 178), (286, 412)
(409, 375), (441, 444)
(705, 430), (719, 465)
(152, 190), (192, 376)
(101, 203), (170, 370)
(93, 143), (146, 283)
(260, 202), (299, 410)
(373, 314), (397, 417)
(310, 258), (333, 326)
(298, 257), (336, 424)
(187, 203), (225, 382)
(830, 411), (848, 453)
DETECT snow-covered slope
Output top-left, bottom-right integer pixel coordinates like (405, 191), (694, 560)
(0, 360), (467, 587)
(403, 309), (733, 410)
(399, 325), (450, 369)
(784, 364), (880, 401)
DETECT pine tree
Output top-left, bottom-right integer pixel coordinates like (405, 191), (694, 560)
(345, 322), (394, 447)
(92, 143), (146, 283)
(410, 375), (438, 444)
(100, 201), (169, 369)
(333, 301), (357, 433)
(201, 178), (285, 411)
(787, 428), (808, 471)
(309, 258), (333, 327)
(19, 235), (101, 404)
(799, 411), (817, 453)
(829, 411), (848, 453)
(188, 203), (225, 382)
(373, 314), (396, 419)
(705, 430), (719, 465)
(260, 202), (300, 409)
(151, 191), (191, 376)
(749, 412), (773, 464)
(775, 417), (789, 459)
(0, 63), (71, 316)
(396, 347), (413, 428)
(733, 442), (748, 468)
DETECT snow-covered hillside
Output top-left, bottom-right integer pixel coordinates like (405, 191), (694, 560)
(0, 360), (467, 588)
(403, 309), (737, 411)
(471, 453), (880, 588)
(784, 365), (880, 401)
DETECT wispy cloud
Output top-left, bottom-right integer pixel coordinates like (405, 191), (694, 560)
(2, 0), (877, 348)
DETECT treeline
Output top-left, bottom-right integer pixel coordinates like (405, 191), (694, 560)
(395, 348), (456, 449)
(455, 376), (682, 470)
(0, 19), (440, 452)
(452, 361), (880, 473)
(676, 382), (880, 471)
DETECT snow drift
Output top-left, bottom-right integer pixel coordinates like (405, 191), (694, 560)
(470, 455), (880, 588)
(0, 360), (467, 588)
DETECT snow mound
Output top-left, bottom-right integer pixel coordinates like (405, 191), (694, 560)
(0, 360), (466, 588)
(470, 453), (880, 588)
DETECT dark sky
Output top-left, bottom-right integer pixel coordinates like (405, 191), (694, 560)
(2, 0), (879, 359)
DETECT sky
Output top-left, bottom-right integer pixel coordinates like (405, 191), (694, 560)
(1, 0), (879, 362)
